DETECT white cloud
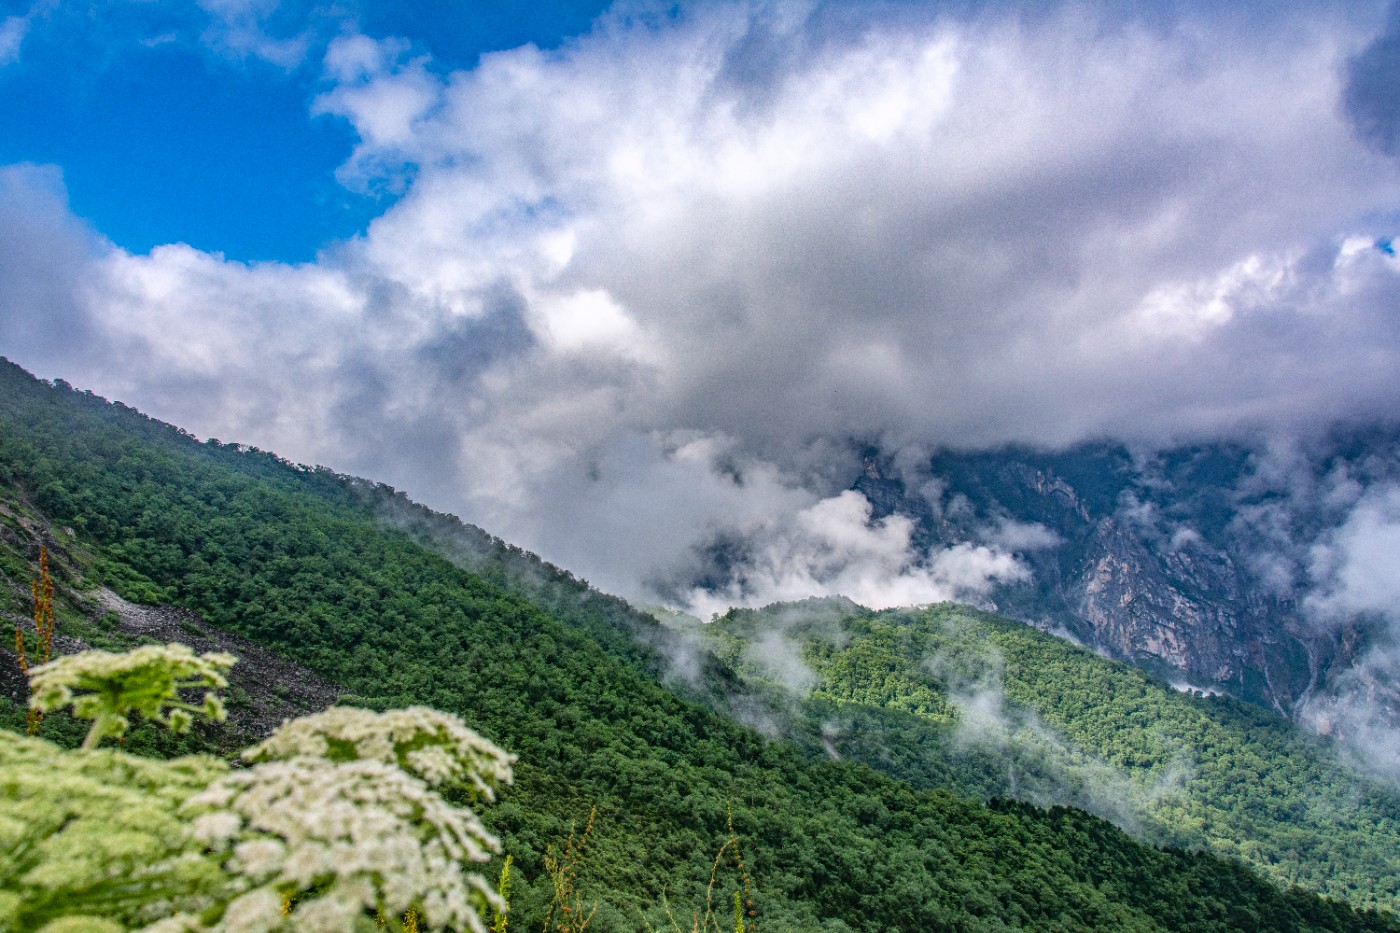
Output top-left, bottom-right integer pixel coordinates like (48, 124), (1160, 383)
(322, 34), (406, 84)
(0, 164), (106, 367)
(529, 287), (658, 362)
(0, 14), (28, 66)
(1300, 484), (1400, 777)
(316, 37), (440, 155)
(986, 519), (1062, 552)
(1308, 485), (1400, 623)
(680, 490), (1028, 619)
(196, 0), (311, 69)
(5, 2), (1400, 614)
(744, 629), (819, 695)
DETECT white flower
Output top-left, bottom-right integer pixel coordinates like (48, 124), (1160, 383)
(245, 706), (514, 799)
(0, 731), (230, 929)
(187, 753), (505, 932)
(28, 645), (235, 747)
(219, 888), (284, 931)
(292, 885), (362, 932)
(5, 649), (515, 933)
(230, 839), (285, 878)
(190, 812), (241, 847)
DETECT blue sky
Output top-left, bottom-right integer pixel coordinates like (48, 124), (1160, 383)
(3, 0), (1400, 621)
(0, 0), (613, 260)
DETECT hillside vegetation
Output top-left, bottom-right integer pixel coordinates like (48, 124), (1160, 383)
(697, 599), (1400, 909)
(1, 357), (1396, 932)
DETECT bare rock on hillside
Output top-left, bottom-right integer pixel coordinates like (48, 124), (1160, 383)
(90, 589), (344, 738)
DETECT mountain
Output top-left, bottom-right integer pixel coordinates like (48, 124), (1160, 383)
(1, 356), (1396, 932)
(843, 437), (1400, 731)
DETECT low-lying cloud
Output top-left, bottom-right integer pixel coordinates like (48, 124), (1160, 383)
(923, 641), (1190, 834)
(1301, 484), (1400, 779)
(1308, 485), (1400, 622)
(674, 490), (1029, 620)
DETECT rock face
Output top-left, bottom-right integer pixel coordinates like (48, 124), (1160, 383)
(3, 585), (343, 741)
(91, 589), (343, 738)
(851, 433), (1400, 718)
(1061, 516), (1316, 712)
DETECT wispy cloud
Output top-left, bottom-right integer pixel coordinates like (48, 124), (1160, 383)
(1307, 485), (1400, 622)
(196, 0), (313, 69)
(0, 14), (29, 66)
(1300, 483), (1400, 778)
(673, 489), (1029, 618)
(924, 639), (1190, 832)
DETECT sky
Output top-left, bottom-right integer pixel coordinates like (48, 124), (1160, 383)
(4, 0), (1400, 624)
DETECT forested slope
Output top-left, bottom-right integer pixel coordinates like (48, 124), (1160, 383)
(696, 600), (1400, 911)
(1, 358), (1394, 932)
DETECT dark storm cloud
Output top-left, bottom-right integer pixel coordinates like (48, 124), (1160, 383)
(1346, 2), (1400, 156)
(415, 284), (535, 384)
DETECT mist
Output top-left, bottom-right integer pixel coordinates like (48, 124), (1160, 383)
(1300, 484), (1400, 781)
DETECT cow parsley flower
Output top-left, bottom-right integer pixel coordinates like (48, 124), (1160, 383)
(28, 645), (236, 749)
(244, 705), (514, 801)
(177, 706), (513, 932)
(0, 731), (229, 931)
(10, 649), (516, 933)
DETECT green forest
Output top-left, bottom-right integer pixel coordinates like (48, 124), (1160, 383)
(697, 600), (1400, 909)
(1, 357), (1397, 932)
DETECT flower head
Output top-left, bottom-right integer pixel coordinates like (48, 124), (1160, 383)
(29, 645), (235, 748)
(245, 705), (514, 801)
(186, 757), (503, 932)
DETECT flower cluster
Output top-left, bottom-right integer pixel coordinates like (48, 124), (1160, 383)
(244, 705), (515, 800)
(8, 644), (514, 932)
(0, 731), (228, 932)
(172, 706), (514, 932)
(28, 645), (236, 749)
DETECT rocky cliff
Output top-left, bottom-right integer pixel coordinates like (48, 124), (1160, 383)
(852, 432), (1400, 723)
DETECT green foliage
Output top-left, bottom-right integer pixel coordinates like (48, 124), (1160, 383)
(0, 638), (237, 929)
(703, 600), (1400, 913)
(653, 808), (757, 933)
(29, 645), (235, 750)
(2, 642), (514, 932)
(1, 357), (1397, 932)
(0, 731), (228, 931)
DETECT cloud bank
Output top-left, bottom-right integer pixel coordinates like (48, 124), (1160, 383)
(1301, 484), (1400, 780)
(4, 1), (1400, 617)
